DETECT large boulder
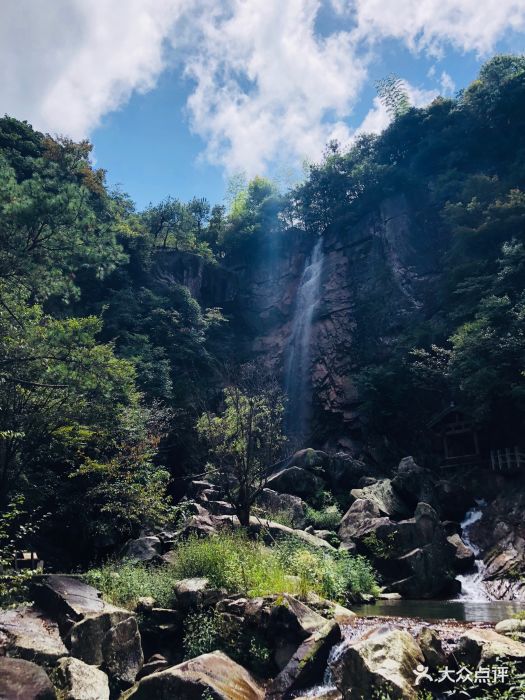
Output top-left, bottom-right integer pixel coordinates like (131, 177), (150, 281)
(417, 627), (446, 670)
(215, 514), (336, 550)
(456, 628), (525, 666)
(255, 488), (307, 528)
(0, 657), (56, 700)
(495, 618), (525, 642)
(31, 575), (105, 633)
(267, 620), (341, 698)
(389, 503), (459, 598)
(0, 606), (68, 665)
(123, 651), (265, 699)
(54, 657), (110, 700)
(267, 466), (324, 499)
(120, 536), (162, 564)
(391, 457), (438, 510)
(174, 578), (225, 611)
(350, 479), (411, 520)
(338, 499), (393, 545)
(289, 448), (328, 471)
(331, 627), (424, 700)
(325, 453), (376, 491)
(216, 594), (330, 674)
(66, 608), (137, 666)
(101, 616), (143, 686)
(447, 533), (476, 573)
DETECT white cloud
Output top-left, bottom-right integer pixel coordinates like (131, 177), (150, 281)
(440, 71), (456, 95)
(183, 0), (368, 174)
(349, 0), (525, 57)
(0, 0), (183, 139)
(0, 0), (524, 177)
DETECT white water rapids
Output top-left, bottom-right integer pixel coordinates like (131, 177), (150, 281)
(455, 500), (492, 601)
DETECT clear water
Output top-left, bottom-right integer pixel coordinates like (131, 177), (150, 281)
(284, 237), (324, 439)
(354, 598), (523, 623)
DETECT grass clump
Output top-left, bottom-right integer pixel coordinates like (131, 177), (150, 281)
(84, 560), (177, 609)
(305, 504), (342, 531)
(84, 530), (378, 609)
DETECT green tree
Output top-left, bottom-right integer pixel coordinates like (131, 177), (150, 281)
(196, 365), (286, 526)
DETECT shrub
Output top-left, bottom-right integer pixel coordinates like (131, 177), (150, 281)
(183, 609), (221, 658)
(84, 560), (177, 609)
(305, 504), (342, 531)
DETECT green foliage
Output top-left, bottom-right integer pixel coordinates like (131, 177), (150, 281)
(196, 364), (286, 525)
(183, 609), (221, 658)
(305, 504), (342, 531)
(376, 74), (411, 119)
(0, 495), (45, 606)
(84, 560), (177, 610)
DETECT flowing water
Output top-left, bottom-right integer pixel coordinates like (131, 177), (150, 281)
(455, 499), (491, 602)
(284, 237), (324, 439)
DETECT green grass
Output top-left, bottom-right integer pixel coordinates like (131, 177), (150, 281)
(84, 560), (178, 609)
(84, 531), (378, 609)
(305, 504), (342, 531)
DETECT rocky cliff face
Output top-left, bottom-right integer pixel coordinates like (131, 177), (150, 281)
(154, 194), (442, 445)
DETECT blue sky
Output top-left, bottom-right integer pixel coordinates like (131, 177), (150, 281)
(1, 1), (524, 210)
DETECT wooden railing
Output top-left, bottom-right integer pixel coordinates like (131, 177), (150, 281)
(490, 447), (525, 472)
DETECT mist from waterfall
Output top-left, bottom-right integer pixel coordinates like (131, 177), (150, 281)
(284, 236), (324, 441)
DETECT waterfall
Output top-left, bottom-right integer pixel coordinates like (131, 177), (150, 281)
(455, 500), (492, 601)
(284, 237), (324, 441)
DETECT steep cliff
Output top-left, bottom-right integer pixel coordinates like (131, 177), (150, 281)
(153, 193), (443, 448)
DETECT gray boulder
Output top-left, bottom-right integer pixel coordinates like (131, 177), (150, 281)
(447, 533), (476, 573)
(122, 650), (265, 699)
(120, 537), (161, 564)
(54, 657), (110, 700)
(0, 657), (56, 700)
(0, 606), (68, 665)
(495, 618), (525, 642)
(338, 498), (393, 545)
(331, 627), (424, 700)
(101, 616), (143, 686)
(66, 608), (135, 665)
(350, 479), (411, 519)
(457, 628), (525, 666)
(255, 488), (307, 528)
(174, 578), (225, 611)
(267, 620), (341, 698)
(267, 466), (324, 499)
(289, 448), (328, 471)
(417, 627), (446, 670)
(31, 575), (105, 633)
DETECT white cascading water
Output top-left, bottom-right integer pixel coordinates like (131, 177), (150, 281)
(456, 499), (492, 601)
(284, 237), (324, 440)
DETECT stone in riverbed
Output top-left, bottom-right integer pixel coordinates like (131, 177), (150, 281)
(417, 626), (446, 670)
(350, 479), (411, 520)
(54, 656), (110, 700)
(0, 657), (56, 700)
(495, 618), (525, 642)
(447, 533), (476, 573)
(0, 606), (68, 665)
(122, 650), (265, 699)
(456, 628), (525, 666)
(331, 627), (425, 700)
(267, 620), (341, 698)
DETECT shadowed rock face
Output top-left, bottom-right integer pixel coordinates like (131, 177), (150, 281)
(153, 194), (440, 444)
